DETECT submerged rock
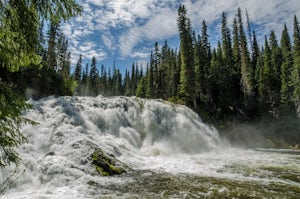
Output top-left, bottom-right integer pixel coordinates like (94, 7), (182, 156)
(91, 149), (128, 176)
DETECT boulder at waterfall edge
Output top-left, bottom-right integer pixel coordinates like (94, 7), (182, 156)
(91, 148), (129, 176)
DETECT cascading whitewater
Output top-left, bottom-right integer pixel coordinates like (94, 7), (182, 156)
(0, 96), (223, 198)
(23, 95), (221, 156)
(1, 96), (300, 199)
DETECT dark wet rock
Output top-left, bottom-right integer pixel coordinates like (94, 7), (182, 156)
(79, 159), (88, 165)
(91, 149), (129, 176)
(46, 151), (55, 156)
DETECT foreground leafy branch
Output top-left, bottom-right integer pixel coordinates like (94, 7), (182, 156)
(0, 0), (82, 168)
(0, 82), (35, 167)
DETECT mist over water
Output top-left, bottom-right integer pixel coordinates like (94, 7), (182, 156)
(1, 96), (299, 198)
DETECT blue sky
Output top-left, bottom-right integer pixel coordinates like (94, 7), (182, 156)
(61, 0), (300, 74)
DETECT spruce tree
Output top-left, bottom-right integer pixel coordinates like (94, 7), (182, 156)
(270, 31), (282, 85)
(146, 52), (155, 98)
(57, 35), (70, 79)
(170, 49), (180, 98)
(221, 12), (233, 66)
(245, 9), (253, 51)
(200, 20), (211, 99)
(259, 37), (272, 112)
(238, 8), (253, 98)
(112, 68), (122, 96)
(221, 12), (236, 112)
(46, 21), (59, 70)
(232, 18), (242, 101)
(280, 24), (293, 109)
(159, 41), (168, 99)
(210, 48), (220, 108)
(130, 63), (136, 96)
(178, 16), (195, 107)
(178, 5), (193, 103)
(89, 56), (99, 96)
(124, 69), (131, 96)
(194, 33), (202, 101)
(136, 77), (147, 98)
(210, 42), (224, 115)
(81, 63), (89, 96)
(99, 64), (106, 95)
(153, 42), (160, 98)
(74, 54), (82, 83)
(232, 17), (241, 73)
(252, 30), (260, 95)
(269, 30), (282, 113)
(101, 65), (108, 96)
(293, 15), (300, 116)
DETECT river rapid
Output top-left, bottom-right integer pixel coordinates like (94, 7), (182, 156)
(0, 96), (299, 198)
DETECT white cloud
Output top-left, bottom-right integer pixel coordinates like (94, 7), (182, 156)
(84, 49), (107, 61)
(79, 41), (97, 52)
(102, 33), (116, 51)
(131, 48), (151, 59)
(119, 7), (178, 57)
(131, 52), (149, 59)
(87, 0), (104, 7)
(68, 40), (107, 65)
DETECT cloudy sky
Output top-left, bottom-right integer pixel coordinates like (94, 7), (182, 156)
(61, 0), (300, 73)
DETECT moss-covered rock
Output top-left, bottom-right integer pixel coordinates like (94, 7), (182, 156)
(91, 149), (128, 176)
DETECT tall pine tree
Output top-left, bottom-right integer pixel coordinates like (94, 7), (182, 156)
(293, 15), (300, 117)
(280, 24), (293, 110)
(238, 8), (253, 98)
(89, 56), (98, 96)
(74, 54), (82, 83)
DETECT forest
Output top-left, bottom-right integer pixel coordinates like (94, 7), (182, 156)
(1, 1), (300, 169)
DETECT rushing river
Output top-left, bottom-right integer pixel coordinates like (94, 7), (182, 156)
(0, 96), (299, 198)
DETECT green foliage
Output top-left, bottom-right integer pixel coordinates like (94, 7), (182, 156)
(0, 1), (40, 72)
(238, 8), (253, 98)
(269, 32), (282, 107)
(177, 5), (195, 107)
(0, 82), (35, 167)
(280, 24), (293, 110)
(252, 31), (261, 99)
(136, 77), (147, 98)
(146, 54), (155, 98)
(293, 15), (300, 116)
(258, 31), (282, 116)
(89, 57), (99, 96)
(64, 77), (77, 95)
(33, 0), (82, 22)
(258, 37), (272, 111)
(0, 0), (81, 171)
(74, 54), (82, 83)
(232, 18), (241, 77)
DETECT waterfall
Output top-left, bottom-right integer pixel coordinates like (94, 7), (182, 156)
(0, 96), (224, 198)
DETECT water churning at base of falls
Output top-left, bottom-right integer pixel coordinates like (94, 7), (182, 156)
(1, 96), (300, 198)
